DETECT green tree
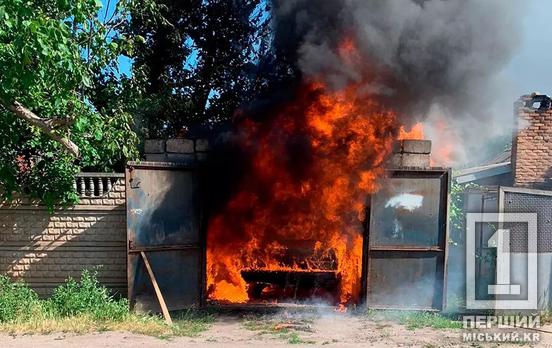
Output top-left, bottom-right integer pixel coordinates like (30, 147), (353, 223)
(125, 0), (273, 137)
(0, 0), (139, 207)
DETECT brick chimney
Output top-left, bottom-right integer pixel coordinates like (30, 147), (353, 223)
(512, 93), (552, 189)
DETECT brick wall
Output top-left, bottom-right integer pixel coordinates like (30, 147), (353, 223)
(0, 173), (126, 297)
(512, 94), (552, 189)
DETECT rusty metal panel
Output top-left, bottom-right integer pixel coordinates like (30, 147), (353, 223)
(126, 161), (204, 311)
(367, 252), (443, 309)
(365, 169), (450, 311)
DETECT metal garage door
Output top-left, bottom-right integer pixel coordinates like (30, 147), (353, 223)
(126, 161), (204, 312)
(364, 169), (450, 310)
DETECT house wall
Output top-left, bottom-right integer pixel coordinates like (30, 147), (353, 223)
(0, 174), (126, 296)
(512, 94), (552, 189)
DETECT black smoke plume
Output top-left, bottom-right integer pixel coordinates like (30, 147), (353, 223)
(272, 0), (522, 163)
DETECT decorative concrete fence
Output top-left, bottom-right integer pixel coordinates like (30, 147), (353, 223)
(0, 138), (211, 297)
(0, 173), (126, 296)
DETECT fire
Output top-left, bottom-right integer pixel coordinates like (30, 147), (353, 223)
(429, 118), (455, 166)
(337, 37), (361, 64)
(398, 122), (425, 140)
(206, 82), (399, 305)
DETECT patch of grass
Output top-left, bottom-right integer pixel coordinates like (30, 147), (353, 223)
(242, 316), (276, 335)
(0, 271), (213, 338)
(0, 308), (214, 338)
(285, 331), (314, 344)
(0, 314), (162, 336)
(242, 315), (315, 344)
(171, 309), (215, 337)
(365, 310), (461, 330)
(399, 312), (462, 330)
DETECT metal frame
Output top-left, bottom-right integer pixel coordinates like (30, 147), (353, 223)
(498, 185), (552, 251)
(362, 168), (451, 311)
(498, 185), (552, 250)
(499, 186), (552, 202)
(463, 187), (499, 303)
(496, 186), (551, 310)
(126, 161), (207, 311)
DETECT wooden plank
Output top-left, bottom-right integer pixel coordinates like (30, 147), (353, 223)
(140, 251), (173, 324)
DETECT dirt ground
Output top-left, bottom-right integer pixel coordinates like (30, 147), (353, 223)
(2, 310), (552, 348)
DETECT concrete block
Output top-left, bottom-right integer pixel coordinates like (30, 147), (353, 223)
(391, 141), (403, 154)
(387, 154), (403, 168)
(144, 139), (165, 154)
(400, 153), (430, 168)
(145, 153), (167, 162)
(195, 138), (210, 152)
(166, 139), (194, 153)
(401, 139), (431, 154)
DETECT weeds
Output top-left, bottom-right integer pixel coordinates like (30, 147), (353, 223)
(48, 270), (128, 321)
(365, 310), (462, 330)
(0, 275), (42, 322)
(399, 312), (462, 330)
(0, 271), (213, 338)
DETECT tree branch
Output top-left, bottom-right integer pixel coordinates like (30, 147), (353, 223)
(1, 99), (80, 158)
(44, 116), (76, 129)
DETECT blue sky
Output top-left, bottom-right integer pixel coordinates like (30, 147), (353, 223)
(501, 0), (552, 99)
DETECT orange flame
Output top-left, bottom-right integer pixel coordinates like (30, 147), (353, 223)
(398, 122), (425, 140)
(206, 81), (399, 305)
(429, 119), (455, 166)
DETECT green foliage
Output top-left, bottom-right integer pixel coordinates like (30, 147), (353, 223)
(449, 181), (480, 246)
(398, 312), (462, 330)
(125, 0), (274, 137)
(48, 270), (128, 321)
(366, 310), (461, 330)
(0, 275), (41, 322)
(0, 270), (128, 323)
(0, 271), (215, 337)
(0, 0), (139, 208)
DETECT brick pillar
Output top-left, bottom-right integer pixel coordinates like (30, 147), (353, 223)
(512, 93), (552, 189)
